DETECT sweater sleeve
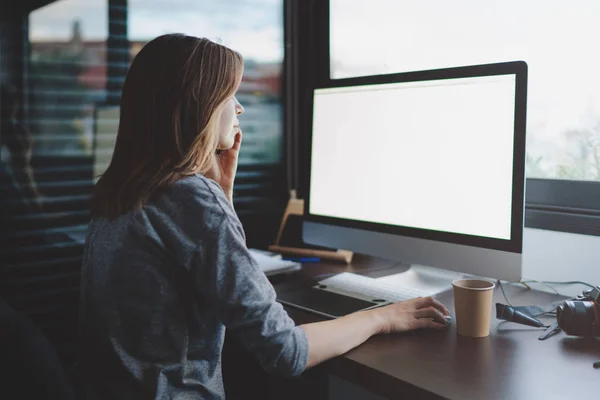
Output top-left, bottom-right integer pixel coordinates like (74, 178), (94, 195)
(189, 177), (308, 377)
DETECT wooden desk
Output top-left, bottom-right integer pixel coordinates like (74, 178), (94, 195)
(272, 255), (600, 400)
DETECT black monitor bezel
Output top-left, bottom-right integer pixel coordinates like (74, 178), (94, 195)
(303, 61), (528, 254)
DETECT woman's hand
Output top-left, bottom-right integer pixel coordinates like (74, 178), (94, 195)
(205, 131), (242, 204)
(301, 296), (450, 369)
(374, 296), (451, 334)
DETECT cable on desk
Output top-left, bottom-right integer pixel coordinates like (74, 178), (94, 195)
(497, 279), (589, 317)
(503, 279), (595, 300)
(519, 280), (560, 295)
(497, 280), (513, 307)
(529, 280), (595, 289)
(498, 279), (556, 316)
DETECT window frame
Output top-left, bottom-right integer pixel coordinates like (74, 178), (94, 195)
(24, 0), (291, 248)
(290, 0), (600, 237)
(525, 179), (600, 236)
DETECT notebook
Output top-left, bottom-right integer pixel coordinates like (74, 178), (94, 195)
(248, 248), (301, 276)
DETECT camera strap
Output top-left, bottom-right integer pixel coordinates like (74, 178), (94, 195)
(509, 300), (566, 317)
(539, 321), (561, 340)
(507, 300), (571, 341)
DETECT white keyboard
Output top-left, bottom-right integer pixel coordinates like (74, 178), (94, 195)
(317, 272), (434, 303)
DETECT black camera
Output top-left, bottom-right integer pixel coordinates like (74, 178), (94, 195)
(556, 286), (600, 337)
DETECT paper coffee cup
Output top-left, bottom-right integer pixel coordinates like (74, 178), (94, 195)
(452, 279), (495, 338)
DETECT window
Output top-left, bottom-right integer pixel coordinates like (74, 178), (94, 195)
(0, 0), (288, 361)
(28, 0), (287, 232)
(127, 0), (285, 166)
(326, 0), (600, 235)
(0, 0), (110, 360)
(125, 0), (288, 241)
(29, 0), (108, 159)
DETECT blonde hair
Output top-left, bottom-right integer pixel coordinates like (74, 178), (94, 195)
(91, 34), (243, 219)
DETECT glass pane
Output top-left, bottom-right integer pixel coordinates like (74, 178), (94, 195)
(29, 0), (108, 158)
(128, 0), (284, 165)
(0, 0), (107, 352)
(330, 0), (600, 182)
(3, 0), (284, 354)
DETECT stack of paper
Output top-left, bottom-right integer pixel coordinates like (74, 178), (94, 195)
(248, 249), (301, 276)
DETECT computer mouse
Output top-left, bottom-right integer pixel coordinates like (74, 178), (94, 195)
(443, 315), (452, 328)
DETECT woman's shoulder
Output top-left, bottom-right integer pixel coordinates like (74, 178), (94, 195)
(160, 174), (238, 229)
(105, 175), (242, 255)
(169, 174), (229, 210)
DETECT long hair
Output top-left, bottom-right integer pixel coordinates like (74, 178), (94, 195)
(90, 34), (243, 219)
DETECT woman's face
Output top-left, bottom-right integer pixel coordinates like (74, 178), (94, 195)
(217, 96), (244, 150)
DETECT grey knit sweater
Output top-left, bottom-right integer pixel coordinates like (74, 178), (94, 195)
(76, 174), (308, 399)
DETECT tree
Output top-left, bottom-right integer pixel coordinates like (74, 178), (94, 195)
(525, 152), (547, 179)
(562, 120), (600, 181)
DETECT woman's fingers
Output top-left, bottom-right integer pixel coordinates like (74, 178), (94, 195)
(411, 296), (450, 316)
(414, 318), (447, 330)
(414, 306), (448, 325)
(231, 130), (242, 152)
(380, 300), (451, 333)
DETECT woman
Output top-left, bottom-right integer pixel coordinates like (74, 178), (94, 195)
(77, 33), (450, 399)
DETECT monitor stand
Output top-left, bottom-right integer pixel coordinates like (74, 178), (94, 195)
(376, 264), (466, 296)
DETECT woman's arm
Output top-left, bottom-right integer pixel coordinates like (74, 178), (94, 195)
(203, 130), (450, 370)
(300, 297), (450, 369)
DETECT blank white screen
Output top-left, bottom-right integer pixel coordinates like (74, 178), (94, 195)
(309, 75), (516, 240)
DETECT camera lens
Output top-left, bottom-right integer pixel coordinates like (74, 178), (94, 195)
(556, 300), (599, 336)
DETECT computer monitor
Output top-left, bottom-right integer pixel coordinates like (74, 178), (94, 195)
(303, 61), (527, 283)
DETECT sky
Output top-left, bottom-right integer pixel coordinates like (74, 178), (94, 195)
(29, 0), (283, 62)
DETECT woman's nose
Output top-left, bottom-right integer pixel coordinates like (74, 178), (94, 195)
(235, 98), (244, 115)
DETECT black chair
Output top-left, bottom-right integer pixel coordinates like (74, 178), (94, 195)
(0, 297), (76, 400)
